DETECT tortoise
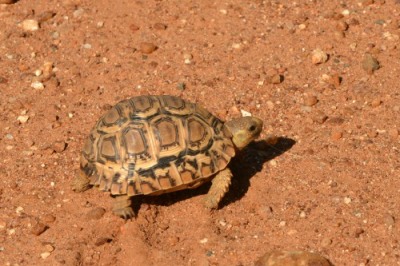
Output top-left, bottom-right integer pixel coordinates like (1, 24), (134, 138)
(73, 95), (263, 218)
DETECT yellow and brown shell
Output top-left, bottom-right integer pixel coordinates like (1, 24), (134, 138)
(80, 95), (236, 197)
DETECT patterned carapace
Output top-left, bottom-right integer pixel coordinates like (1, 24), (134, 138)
(80, 95), (236, 197)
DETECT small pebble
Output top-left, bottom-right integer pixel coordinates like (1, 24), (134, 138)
(303, 95), (318, 106)
(336, 21), (349, 31)
(73, 8), (84, 18)
(52, 141), (67, 153)
(312, 111), (328, 124)
(384, 214), (395, 227)
(321, 237), (332, 247)
(344, 197), (352, 204)
(41, 252), (51, 259)
(199, 238), (208, 244)
(96, 21), (104, 28)
(31, 81), (45, 90)
(130, 24), (140, 32)
(0, 76), (7, 84)
(42, 214), (56, 223)
(269, 74), (283, 84)
(86, 207), (106, 220)
(17, 115), (29, 124)
(240, 109), (252, 117)
(31, 221), (48, 236)
(5, 133), (13, 140)
(82, 43), (92, 49)
(21, 19), (40, 31)
(153, 23), (167, 30)
(311, 49), (328, 64)
(140, 42), (157, 54)
(362, 54), (380, 74)
(95, 237), (112, 246)
(37, 11), (56, 23)
(371, 98), (382, 107)
(44, 244), (54, 252)
(331, 130), (343, 140)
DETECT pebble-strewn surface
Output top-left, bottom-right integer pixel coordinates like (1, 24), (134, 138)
(0, 0), (399, 265)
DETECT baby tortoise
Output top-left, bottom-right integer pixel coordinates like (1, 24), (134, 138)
(73, 95), (263, 218)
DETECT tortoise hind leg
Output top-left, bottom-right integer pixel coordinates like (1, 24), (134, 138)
(204, 168), (233, 209)
(113, 195), (134, 219)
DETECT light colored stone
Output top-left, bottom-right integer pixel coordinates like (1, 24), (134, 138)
(21, 19), (40, 31)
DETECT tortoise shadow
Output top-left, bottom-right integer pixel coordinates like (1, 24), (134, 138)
(133, 137), (296, 213)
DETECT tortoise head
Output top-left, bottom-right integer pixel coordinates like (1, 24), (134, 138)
(224, 116), (263, 150)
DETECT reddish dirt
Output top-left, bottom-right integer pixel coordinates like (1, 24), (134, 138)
(1, 0), (400, 265)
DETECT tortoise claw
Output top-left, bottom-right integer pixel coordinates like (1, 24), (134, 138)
(112, 195), (135, 219)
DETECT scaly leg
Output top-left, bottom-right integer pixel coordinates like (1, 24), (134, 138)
(113, 195), (134, 219)
(204, 168), (233, 209)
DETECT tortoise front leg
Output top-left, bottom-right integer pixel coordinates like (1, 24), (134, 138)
(204, 168), (232, 209)
(113, 195), (134, 219)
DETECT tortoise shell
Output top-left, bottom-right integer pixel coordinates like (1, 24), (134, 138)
(80, 95), (236, 197)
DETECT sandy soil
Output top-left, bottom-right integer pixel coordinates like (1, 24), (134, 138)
(1, 0), (400, 265)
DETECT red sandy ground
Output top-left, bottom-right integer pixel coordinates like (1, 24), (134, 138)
(0, 0), (399, 265)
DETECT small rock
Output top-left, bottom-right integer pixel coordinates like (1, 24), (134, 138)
(86, 207), (106, 220)
(384, 214), (395, 227)
(268, 74), (283, 84)
(0, 76), (7, 84)
(41, 252), (51, 259)
(326, 117), (344, 125)
(17, 115), (29, 124)
(240, 109), (252, 117)
(82, 43), (92, 49)
(353, 228), (365, 238)
(21, 19), (40, 31)
(42, 214), (56, 223)
(331, 130), (343, 140)
(312, 111), (328, 124)
(153, 23), (167, 30)
(362, 53), (380, 74)
(31, 221), (48, 236)
(130, 24), (140, 32)
(95, 237), (112, 246)
(52, 141), (67, 153)
(336, 21), (349, 31)
(255, 250), (333, 266)
(31, 81), (45, 90)
(303, 95), (318, 106)
(311, 49), (328, 64)
(44, 244), (54, 252)
(371, 98), (382, 107)
(37, 11), (56, 23)
(321, 237), (332, 247)
(73, 8), (84, 18)
(140, 42), (157, 54)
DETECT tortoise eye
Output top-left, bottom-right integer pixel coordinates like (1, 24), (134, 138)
(249, 125), (256, 132)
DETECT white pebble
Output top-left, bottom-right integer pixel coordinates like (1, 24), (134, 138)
(21, 19), (40, 32)
(342, 9), (350, 16)
(82, 43), (92, 49)
(40, 252), (51, 259)
(199, 238), (208, 244)
(15, 206), (24, 214)
(279, 221), (286, 227)
(344, 197), (352, 204)
(240, 109), (252, 117)
(17, 115), (29, 124)
(31, 81), (44, 90)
